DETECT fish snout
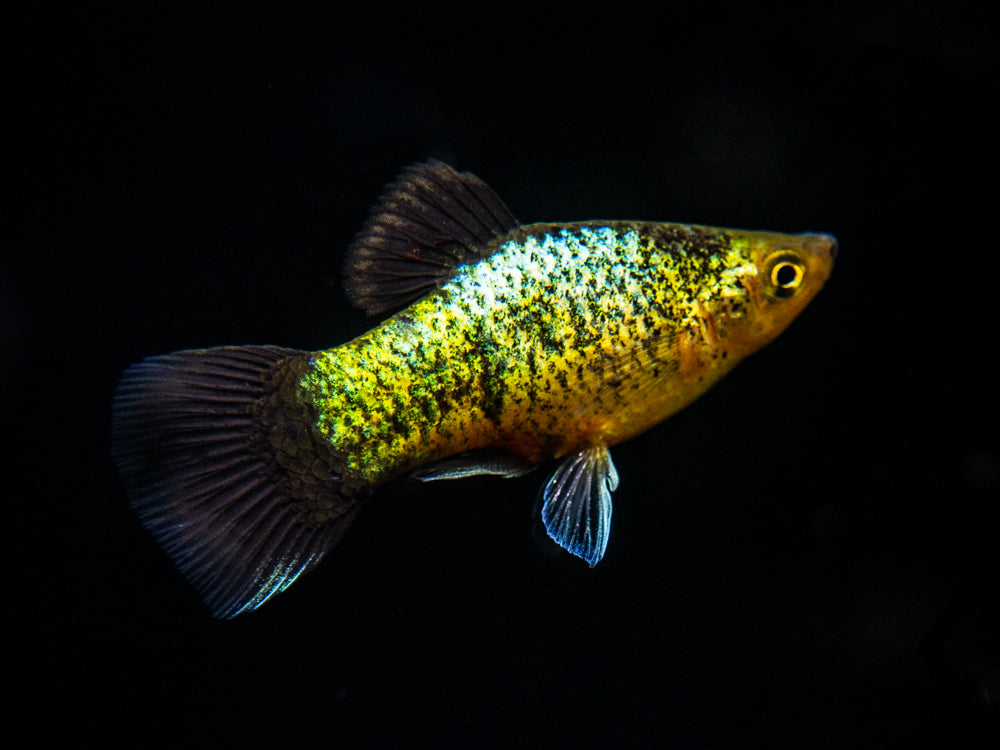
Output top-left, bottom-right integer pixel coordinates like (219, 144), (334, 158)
(803, 232), (838, 265)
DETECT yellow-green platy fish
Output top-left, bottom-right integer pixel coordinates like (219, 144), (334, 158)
(112, 161), (836, 618)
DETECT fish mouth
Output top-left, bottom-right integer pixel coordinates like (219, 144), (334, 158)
(803, 232), (838, 265)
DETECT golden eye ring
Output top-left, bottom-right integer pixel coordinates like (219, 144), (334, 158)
(764, 253), (806, 299)
(770, 261), (803, 290)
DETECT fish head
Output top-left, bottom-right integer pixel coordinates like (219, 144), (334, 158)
(723, 230), (837, 356)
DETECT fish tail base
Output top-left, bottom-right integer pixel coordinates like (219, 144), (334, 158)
(112, 345), (359, 618)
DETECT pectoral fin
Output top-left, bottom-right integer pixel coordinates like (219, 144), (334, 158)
(540, 445), (618, 567)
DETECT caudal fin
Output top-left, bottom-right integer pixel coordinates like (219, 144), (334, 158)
(111, 345), (359, 618)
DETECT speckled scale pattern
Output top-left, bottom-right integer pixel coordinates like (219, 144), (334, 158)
(297, 221), (755, 490)
(252, 355), (352, 524)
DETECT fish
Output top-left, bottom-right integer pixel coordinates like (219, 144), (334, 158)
(111, 160), (837, 618)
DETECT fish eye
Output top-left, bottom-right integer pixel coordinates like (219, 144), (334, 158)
(771, 262), (802, 289)
(764, 254), (806, 299)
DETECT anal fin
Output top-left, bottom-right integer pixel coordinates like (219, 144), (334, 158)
(412, 448), (536, 481)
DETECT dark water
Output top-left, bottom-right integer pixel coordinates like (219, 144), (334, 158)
(9, 3), (997, 746)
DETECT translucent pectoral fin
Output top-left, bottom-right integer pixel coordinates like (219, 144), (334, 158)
(412, 449), (537, 481)
(540, 445), (619, 567)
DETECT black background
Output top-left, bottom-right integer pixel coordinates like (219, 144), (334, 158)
(9, 3), (998, 747)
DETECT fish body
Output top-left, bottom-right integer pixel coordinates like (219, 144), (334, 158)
(112, 162), (836, 617)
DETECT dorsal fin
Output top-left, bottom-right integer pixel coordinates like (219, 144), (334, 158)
(344, 160), (520, 315)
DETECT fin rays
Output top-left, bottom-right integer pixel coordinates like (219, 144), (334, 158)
(540, 445), (619, 567)
(412, 448), (536, 481)
(112, 345), (359, 618)
(344, 160), (520, 314)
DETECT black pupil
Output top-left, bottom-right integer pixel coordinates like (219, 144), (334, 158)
(775, 263), (798, 287)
